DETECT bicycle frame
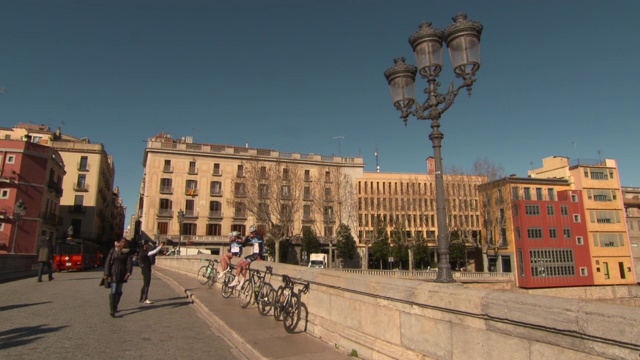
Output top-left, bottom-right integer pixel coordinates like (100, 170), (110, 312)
(197, 259), (219, 288)
(239, 266), (274, 315)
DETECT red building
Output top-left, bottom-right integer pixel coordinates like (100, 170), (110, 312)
(0, 139), (65, 254)
(479, 177), (594, 288)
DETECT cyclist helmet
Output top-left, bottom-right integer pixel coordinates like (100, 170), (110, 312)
(228, 231), (240, 238)
(249, 225), (257, 233)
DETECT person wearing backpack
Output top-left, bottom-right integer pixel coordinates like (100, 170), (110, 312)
(138, 240), (164, 304)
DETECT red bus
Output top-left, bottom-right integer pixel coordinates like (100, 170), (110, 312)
(54, 239), (102, 271)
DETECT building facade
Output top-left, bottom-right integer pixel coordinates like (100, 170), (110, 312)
(529, 156), (636, 285)
(0, 139), (65, 254)
(479, 176), (594, 288)
(0, 124), (125, 250)
(622, 186), (640, 282)
(135, 133), (365, 253)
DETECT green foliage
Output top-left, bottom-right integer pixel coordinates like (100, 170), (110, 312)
(370, 224), (390, 269)
(301, 227), (321, 255)
(348, 349), (359, 357)
(413, 241), (432, 269)
(335, 223), (357, 263)
(449, 240), (466, 270)
(265, 234), (292, 263)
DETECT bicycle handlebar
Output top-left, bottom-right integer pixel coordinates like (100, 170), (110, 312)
(281, 274), (309, 294)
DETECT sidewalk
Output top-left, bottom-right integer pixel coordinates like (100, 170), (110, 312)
(155, 266), (351, 360)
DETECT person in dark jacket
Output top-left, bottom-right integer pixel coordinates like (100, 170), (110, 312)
(103, 238), (133, 317)
(36, 236), (54, 282)
(138, 240), (164, 304)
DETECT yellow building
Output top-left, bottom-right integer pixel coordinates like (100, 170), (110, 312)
(529, 156), (636, 285)
(0, 124), (125, 249)
(622, 186), (640, 282)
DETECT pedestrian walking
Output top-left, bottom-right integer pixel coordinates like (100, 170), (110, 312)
(36, 236), (54, 282)
(103, 238), (133, 317)
(138, 240), (164, 304)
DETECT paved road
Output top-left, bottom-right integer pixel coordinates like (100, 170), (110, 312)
(0, 268), (241, 360)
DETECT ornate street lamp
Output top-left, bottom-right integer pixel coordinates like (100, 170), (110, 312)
(384, 13), (483, 283)
(10, 199), (27, 254)
(177, 209), (185, 256)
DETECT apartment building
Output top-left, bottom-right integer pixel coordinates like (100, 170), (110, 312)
(529, 156), (636, 285)
(357, 162), (485, 266)
(622, 186), (640, 282)
(478, 176), (593, 288)
(0, 139), (65, 254)
(135, 133), (365, 253)
(0, 124), (125, 250)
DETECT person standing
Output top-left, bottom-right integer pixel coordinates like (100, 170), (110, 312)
(103, 238), (133, 318)
(36, 236), (54, 282)
(138, 240), (164, 304)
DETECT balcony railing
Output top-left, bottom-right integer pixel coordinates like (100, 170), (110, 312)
(184, 210), (199, 218)
(212, 169), (222, 176)
(188, 167), (198, 175)
(210, 189), (223, 197)
(77, 162), (90, 172)
(185, 188), (198, 196)
(157, 209), (173, 217)
(233, 212), (248, 220)
(74, 183), (89, 192)
(69, 205), (86, 214)
(41, 213), (59, 224)
(159, 186), (173, 194)
(163, 165), (174, 173)
(208, 211), (223, 219)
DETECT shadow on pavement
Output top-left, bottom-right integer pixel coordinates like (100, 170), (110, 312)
(0, 324), (68, 350)
(0, 301), (52, 312)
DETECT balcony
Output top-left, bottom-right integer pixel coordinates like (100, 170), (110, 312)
(188, 167), (198, 175)
(210, 189), (223, 197)
(233, 212), (248, 220)
(212, 169), (222, 176)
(41, 212), (59, 225)
(159, 186), (173, 194)
(183, 210), (199, 218)
(74, 182), (89, 192)
(47, 181), (64, 197)
(208, 211), (223, 219)
(157, 209), (173, 218)
(303, 214), (314, 222)
(324, 215), (336, 223)
(162, 165), (174, 173)
(185, 188), (199, 196)
(69, 205), (86, 214)
(77, 162), (90, 172)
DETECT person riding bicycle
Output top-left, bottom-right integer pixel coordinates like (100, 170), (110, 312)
(218, 231), (243, 279)
(228, 225), (264, 288)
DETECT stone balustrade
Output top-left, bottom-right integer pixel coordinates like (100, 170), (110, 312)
(157, 256), (640, 360)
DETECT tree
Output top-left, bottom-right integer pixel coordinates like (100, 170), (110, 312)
(335, 223), (357, 267)
(473, 157), (504, 182)
(301, 227), (321, 263)
(370, 221), (390, 269)
(229, 159), (303, 263)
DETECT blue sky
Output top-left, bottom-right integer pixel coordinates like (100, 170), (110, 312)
(2, 1), (639, 228)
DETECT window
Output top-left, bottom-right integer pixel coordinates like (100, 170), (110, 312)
(561, 204), (569, 216)
(303, 204), (312, 221)
(75, 174), (88, 191)
(525, 204), (540, 215)
(73, 195), (84, 206)
(324, 226), (333, 237)
(186, 180), (198, 196)
(511, 186), (520, 200)
(304, 169), (311, 181)
(546, 204), (555, 216)
(188, 161), (197, 174)
(157, 222), (168, 235)
(208, 201), (222, 218)
(535, 188), (543, 200)
(160, 178), (173, 194)
(529, 248), (575, 277)
(547, 188), (555, 201)
(281, 185), (291, 199)
(324, 206), (334, 221)
(0, 189), (9, 199)
(515, 227), (521, 240)
(589, 170), (608, 180)
(576, 236), (584, 245)
(78, 156), (89, 171)
(185, 199), (195, 216)
(303, 186), (311, 200)
(524, 187), (531, 200)
(237, 165), (244, 177)
(6, 155), (15, 164)
(163, 159), (172, 173)
(234, 182), (246, 197)
(324, 171), (331, 182)
(260, 166), (268, 178)
(282, 168), (290, 180)
(527, 227), (543, 239)
(573, 214), (581, 222)
(563, 227), (571, 238)
(213, 163), (221, 176)
(210, 181), (222, 196)
(571, 194), (578, 202)
(580, 267), (588, 276)
(324, 187), (332, 201)
(206, 224), (222, 236)
(549, 227), (557, 238)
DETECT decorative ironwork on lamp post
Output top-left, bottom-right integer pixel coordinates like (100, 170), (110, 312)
(10, 199), (27, 254)
(177, 209), (185, 256)
(384, 13), (483, 283)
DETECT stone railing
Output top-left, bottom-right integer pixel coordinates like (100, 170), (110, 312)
(157, 256), (640, 360)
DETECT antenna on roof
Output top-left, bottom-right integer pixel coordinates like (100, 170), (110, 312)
(375, 146), (380, 172)
(333, 136), (344, 155)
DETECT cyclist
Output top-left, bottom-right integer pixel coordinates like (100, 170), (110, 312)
(229, 225), (264, 288)
(218, 231), (243, 279)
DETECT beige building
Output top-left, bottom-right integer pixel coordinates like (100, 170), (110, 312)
(529, 156), (636, 285)
(622, 186), (640, 282)
(136, 133), (365, 252)
(0, 124), (125, 249)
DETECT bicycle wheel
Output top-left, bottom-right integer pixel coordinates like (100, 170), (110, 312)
(207, 267), (219, 288)
(257, 283), (275, 316)
(197, 265), (210, 285)
(283, 293), (301, 333)
(221, 273), (235, 298)
(239, 280), (253, 308)
(273, 286), (287, 321)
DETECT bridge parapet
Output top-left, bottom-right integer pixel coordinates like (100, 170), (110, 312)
(157, 256), (639, 360)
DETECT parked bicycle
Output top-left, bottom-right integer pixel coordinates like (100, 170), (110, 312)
(196, 259), (219, 288)
(273, 274), (309, 333)
(220, 263), (238, 298)
(239, 266), (274, 316)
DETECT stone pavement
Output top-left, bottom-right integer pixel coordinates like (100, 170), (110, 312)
(155, 266), (352, 360)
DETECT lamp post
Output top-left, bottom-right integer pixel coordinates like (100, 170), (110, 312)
(384, 13), (483, 283)
(10, 199), (27, 254)
(177, 209), (184, 256)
